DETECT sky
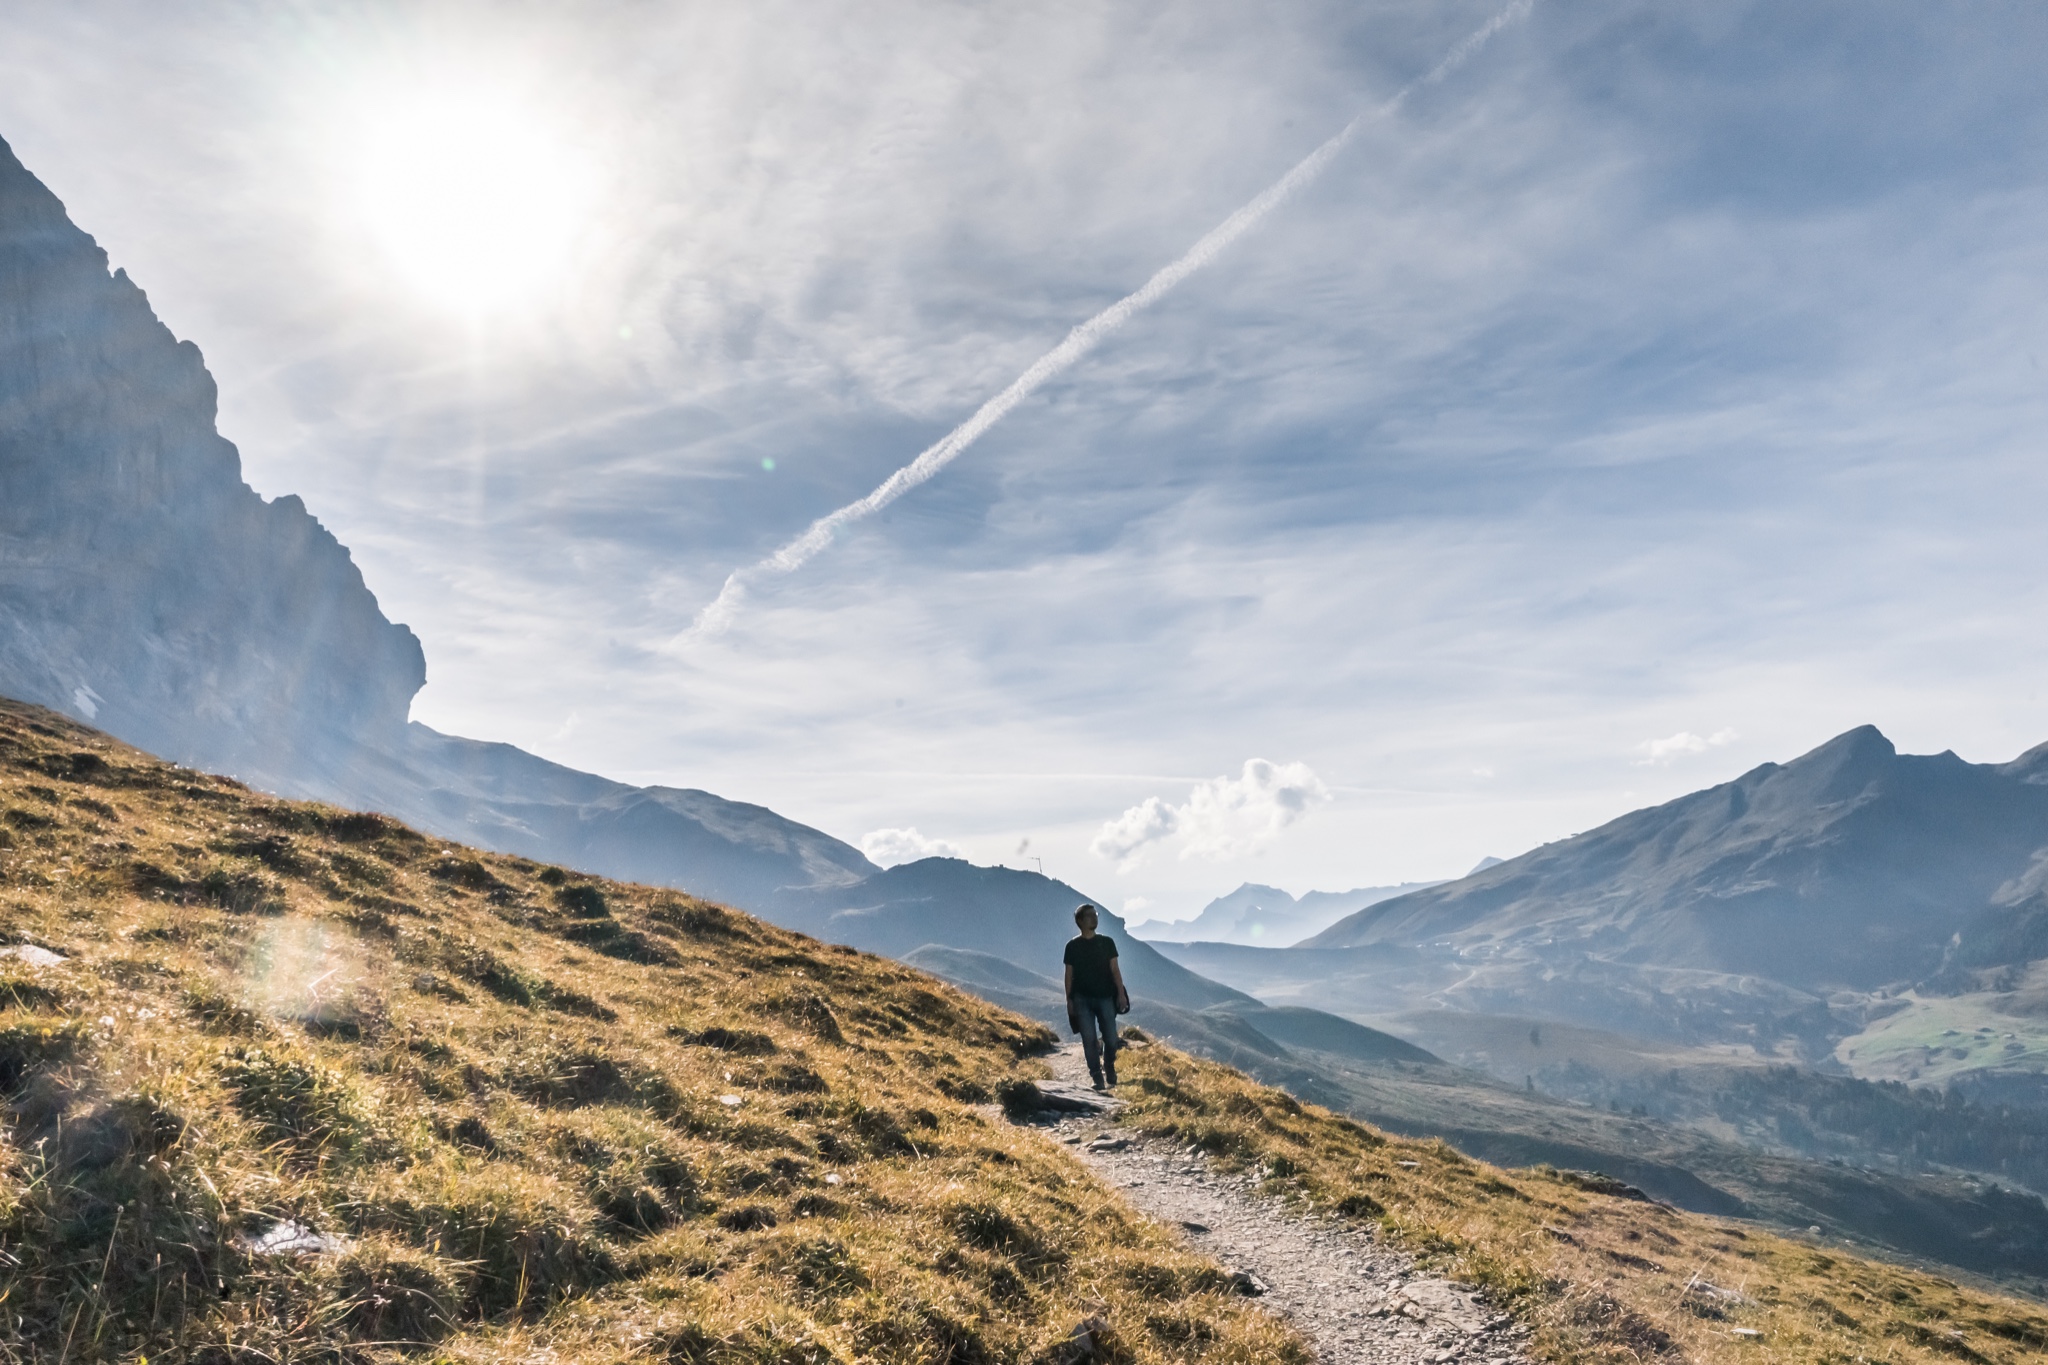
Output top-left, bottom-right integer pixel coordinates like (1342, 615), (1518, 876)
(3, 0), (2046, 925)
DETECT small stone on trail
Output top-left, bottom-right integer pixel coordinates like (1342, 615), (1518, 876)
(1391, 1280), (1492, 1335)
(1227, 1269), (1270, 1297)
(1087, 1135), (1130, 1152)
(1180, 1220), (1210, 1235)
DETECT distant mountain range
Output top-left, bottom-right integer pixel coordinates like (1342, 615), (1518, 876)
(1130, 878), (1453, 947)
(1303, 724), (2048, 988)
(1164, 724), (2048, 1097)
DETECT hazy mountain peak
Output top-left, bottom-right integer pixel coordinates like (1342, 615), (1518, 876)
(1773, 722), (1902, 803)
(1135, 877), (1449, 947)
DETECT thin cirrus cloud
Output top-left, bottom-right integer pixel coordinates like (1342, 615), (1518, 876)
(680, 0), (1532, 640)
(1092, 759), (1332, 869)
(1634, 729), (1739, 766)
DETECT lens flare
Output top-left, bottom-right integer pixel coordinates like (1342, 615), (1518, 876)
(244, 919), (363, 1029)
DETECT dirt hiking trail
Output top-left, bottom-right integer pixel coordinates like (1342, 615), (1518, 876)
(1043, 1042), (1538, 1365)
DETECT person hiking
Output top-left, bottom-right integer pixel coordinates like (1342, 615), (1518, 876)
(1063, 903), (1130, 1090)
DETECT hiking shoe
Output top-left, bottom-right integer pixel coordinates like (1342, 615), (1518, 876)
(1090, 1079), (1107, 1092)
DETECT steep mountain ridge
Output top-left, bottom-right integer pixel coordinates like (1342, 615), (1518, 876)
(310, 722), (882, 912)
(1306, 725), (2048, 993)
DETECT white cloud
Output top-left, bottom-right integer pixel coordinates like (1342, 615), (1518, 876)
(1634, 728), (1738, 765)
(859, 826), (963, 868)
(1091, 759), (1331, 868)
(1090, 796), (1183, 865)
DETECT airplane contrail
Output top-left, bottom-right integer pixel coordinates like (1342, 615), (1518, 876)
(683, 0), (1533, 642)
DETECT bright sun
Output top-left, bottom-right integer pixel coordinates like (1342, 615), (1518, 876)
(349, 83), (596, 319)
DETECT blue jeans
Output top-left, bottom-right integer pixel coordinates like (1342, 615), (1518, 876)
(1072, 995), (1120, 1084)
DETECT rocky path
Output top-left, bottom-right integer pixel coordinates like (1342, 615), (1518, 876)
(1042, 1045), (1536, 1365)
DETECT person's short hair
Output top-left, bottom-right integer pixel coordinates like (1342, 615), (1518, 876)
(1075, 903), (1097, 923)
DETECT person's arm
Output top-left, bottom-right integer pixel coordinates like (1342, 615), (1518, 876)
(1063, 963), (1079, 1032)
(1110, 956), (1129, 1012)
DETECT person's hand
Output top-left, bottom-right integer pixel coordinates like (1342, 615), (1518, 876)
(1066, 1004), (1081, 1034)
(1116, 991), (1131, 1015)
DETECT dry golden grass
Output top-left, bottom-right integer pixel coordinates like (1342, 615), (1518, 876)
(0, 698), (1309, 1365)
(14, 690), (2048, 1365)
(1113, 1039), (2048, 1365)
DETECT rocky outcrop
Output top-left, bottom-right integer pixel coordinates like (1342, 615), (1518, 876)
(0, 134), (425, 779)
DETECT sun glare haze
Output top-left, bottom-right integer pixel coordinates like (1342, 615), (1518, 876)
(346, 80), (597, 319)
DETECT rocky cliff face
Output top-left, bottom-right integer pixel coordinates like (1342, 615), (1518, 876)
(0, 135), (425, 781)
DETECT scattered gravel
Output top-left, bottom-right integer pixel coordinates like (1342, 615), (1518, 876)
(1041, 1044), (1537, 1365)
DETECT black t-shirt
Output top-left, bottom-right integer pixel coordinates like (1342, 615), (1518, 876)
(1063, 933), (1120, 999)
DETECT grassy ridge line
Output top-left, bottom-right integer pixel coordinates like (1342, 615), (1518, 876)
(0, 696), (1308, 1364)
(1112, 1044), (2048, 1365)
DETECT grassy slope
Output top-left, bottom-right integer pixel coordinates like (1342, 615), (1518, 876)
(0, 698), (1306, 1364)
(11, 694), (2048, 1365)
(1837, 987), (2048, 1087)
(1112, 1041), (2048, 1365)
